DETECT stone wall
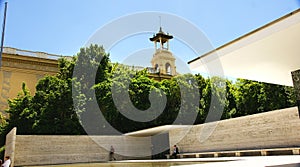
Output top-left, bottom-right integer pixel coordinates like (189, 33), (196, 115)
(6, 133), (151, 166)
(4, 127), (16, 167)
(169, 107), (300, 153)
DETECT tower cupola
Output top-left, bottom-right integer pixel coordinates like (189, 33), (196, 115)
(150, 27), (176, 76)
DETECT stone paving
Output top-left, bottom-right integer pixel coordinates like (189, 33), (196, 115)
(26, 156), (300, 167)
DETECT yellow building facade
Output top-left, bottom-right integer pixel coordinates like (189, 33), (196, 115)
(0, 47), (61, 114)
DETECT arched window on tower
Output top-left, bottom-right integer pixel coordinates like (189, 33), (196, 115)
(155, 64), (159, 73)
(166, 63), (171, 75)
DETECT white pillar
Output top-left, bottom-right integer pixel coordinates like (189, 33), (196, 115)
(159, 38), (162, 50)
(167, 41), (169, 50)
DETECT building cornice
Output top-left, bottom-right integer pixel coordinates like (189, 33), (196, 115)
(2, 53), (58, 73)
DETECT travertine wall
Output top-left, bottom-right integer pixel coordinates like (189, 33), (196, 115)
(4, 127), (16, 167)
(169, 107), (300, 153)
(8, 134), (151, 166)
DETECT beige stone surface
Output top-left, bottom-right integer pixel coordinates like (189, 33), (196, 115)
(151, 50), (176, 76)
(4, 127), (16, 167)
(169, 107), (300, 153)
(9, 135), (151, 166)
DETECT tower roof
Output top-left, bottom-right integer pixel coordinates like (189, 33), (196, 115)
(150, 27), (173, 43)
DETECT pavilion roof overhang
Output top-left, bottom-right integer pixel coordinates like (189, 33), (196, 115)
(188, 9), (300, 86)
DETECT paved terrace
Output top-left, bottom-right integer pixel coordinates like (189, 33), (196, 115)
(26, 156), (300, 167)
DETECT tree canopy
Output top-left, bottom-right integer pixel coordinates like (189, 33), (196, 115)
(0, 44), (296, 148)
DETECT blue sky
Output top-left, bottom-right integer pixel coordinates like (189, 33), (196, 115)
(0, 0), (299, 73)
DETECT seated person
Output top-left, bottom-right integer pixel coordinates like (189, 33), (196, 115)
(171, 145), (179, 158)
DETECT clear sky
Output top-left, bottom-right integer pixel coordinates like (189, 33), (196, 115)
(0, 0), (299, 73)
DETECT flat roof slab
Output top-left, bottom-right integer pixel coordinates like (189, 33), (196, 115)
(189, 9), (300, 86)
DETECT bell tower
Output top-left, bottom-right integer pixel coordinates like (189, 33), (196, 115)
(150, 27), (176, 76)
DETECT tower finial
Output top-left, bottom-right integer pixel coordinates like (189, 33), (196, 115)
(159, 16), (161, 28)
(159, 16), (164, 33)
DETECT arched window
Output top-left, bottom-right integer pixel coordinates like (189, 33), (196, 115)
(166, 63), (171, 75)
(155, 64), (159, 73)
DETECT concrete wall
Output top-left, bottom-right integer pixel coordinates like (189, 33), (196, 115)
(6, 133), (151, 166)
(169, 107), (300, 153)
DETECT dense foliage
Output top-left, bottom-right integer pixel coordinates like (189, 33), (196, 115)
(0, 44), (296, 148)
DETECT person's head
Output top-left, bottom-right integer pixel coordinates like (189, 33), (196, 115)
(4, 156), (9, 160)
(174, 145), (176, 147)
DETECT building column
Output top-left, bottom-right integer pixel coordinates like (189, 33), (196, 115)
(292, 69), (300, 117)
